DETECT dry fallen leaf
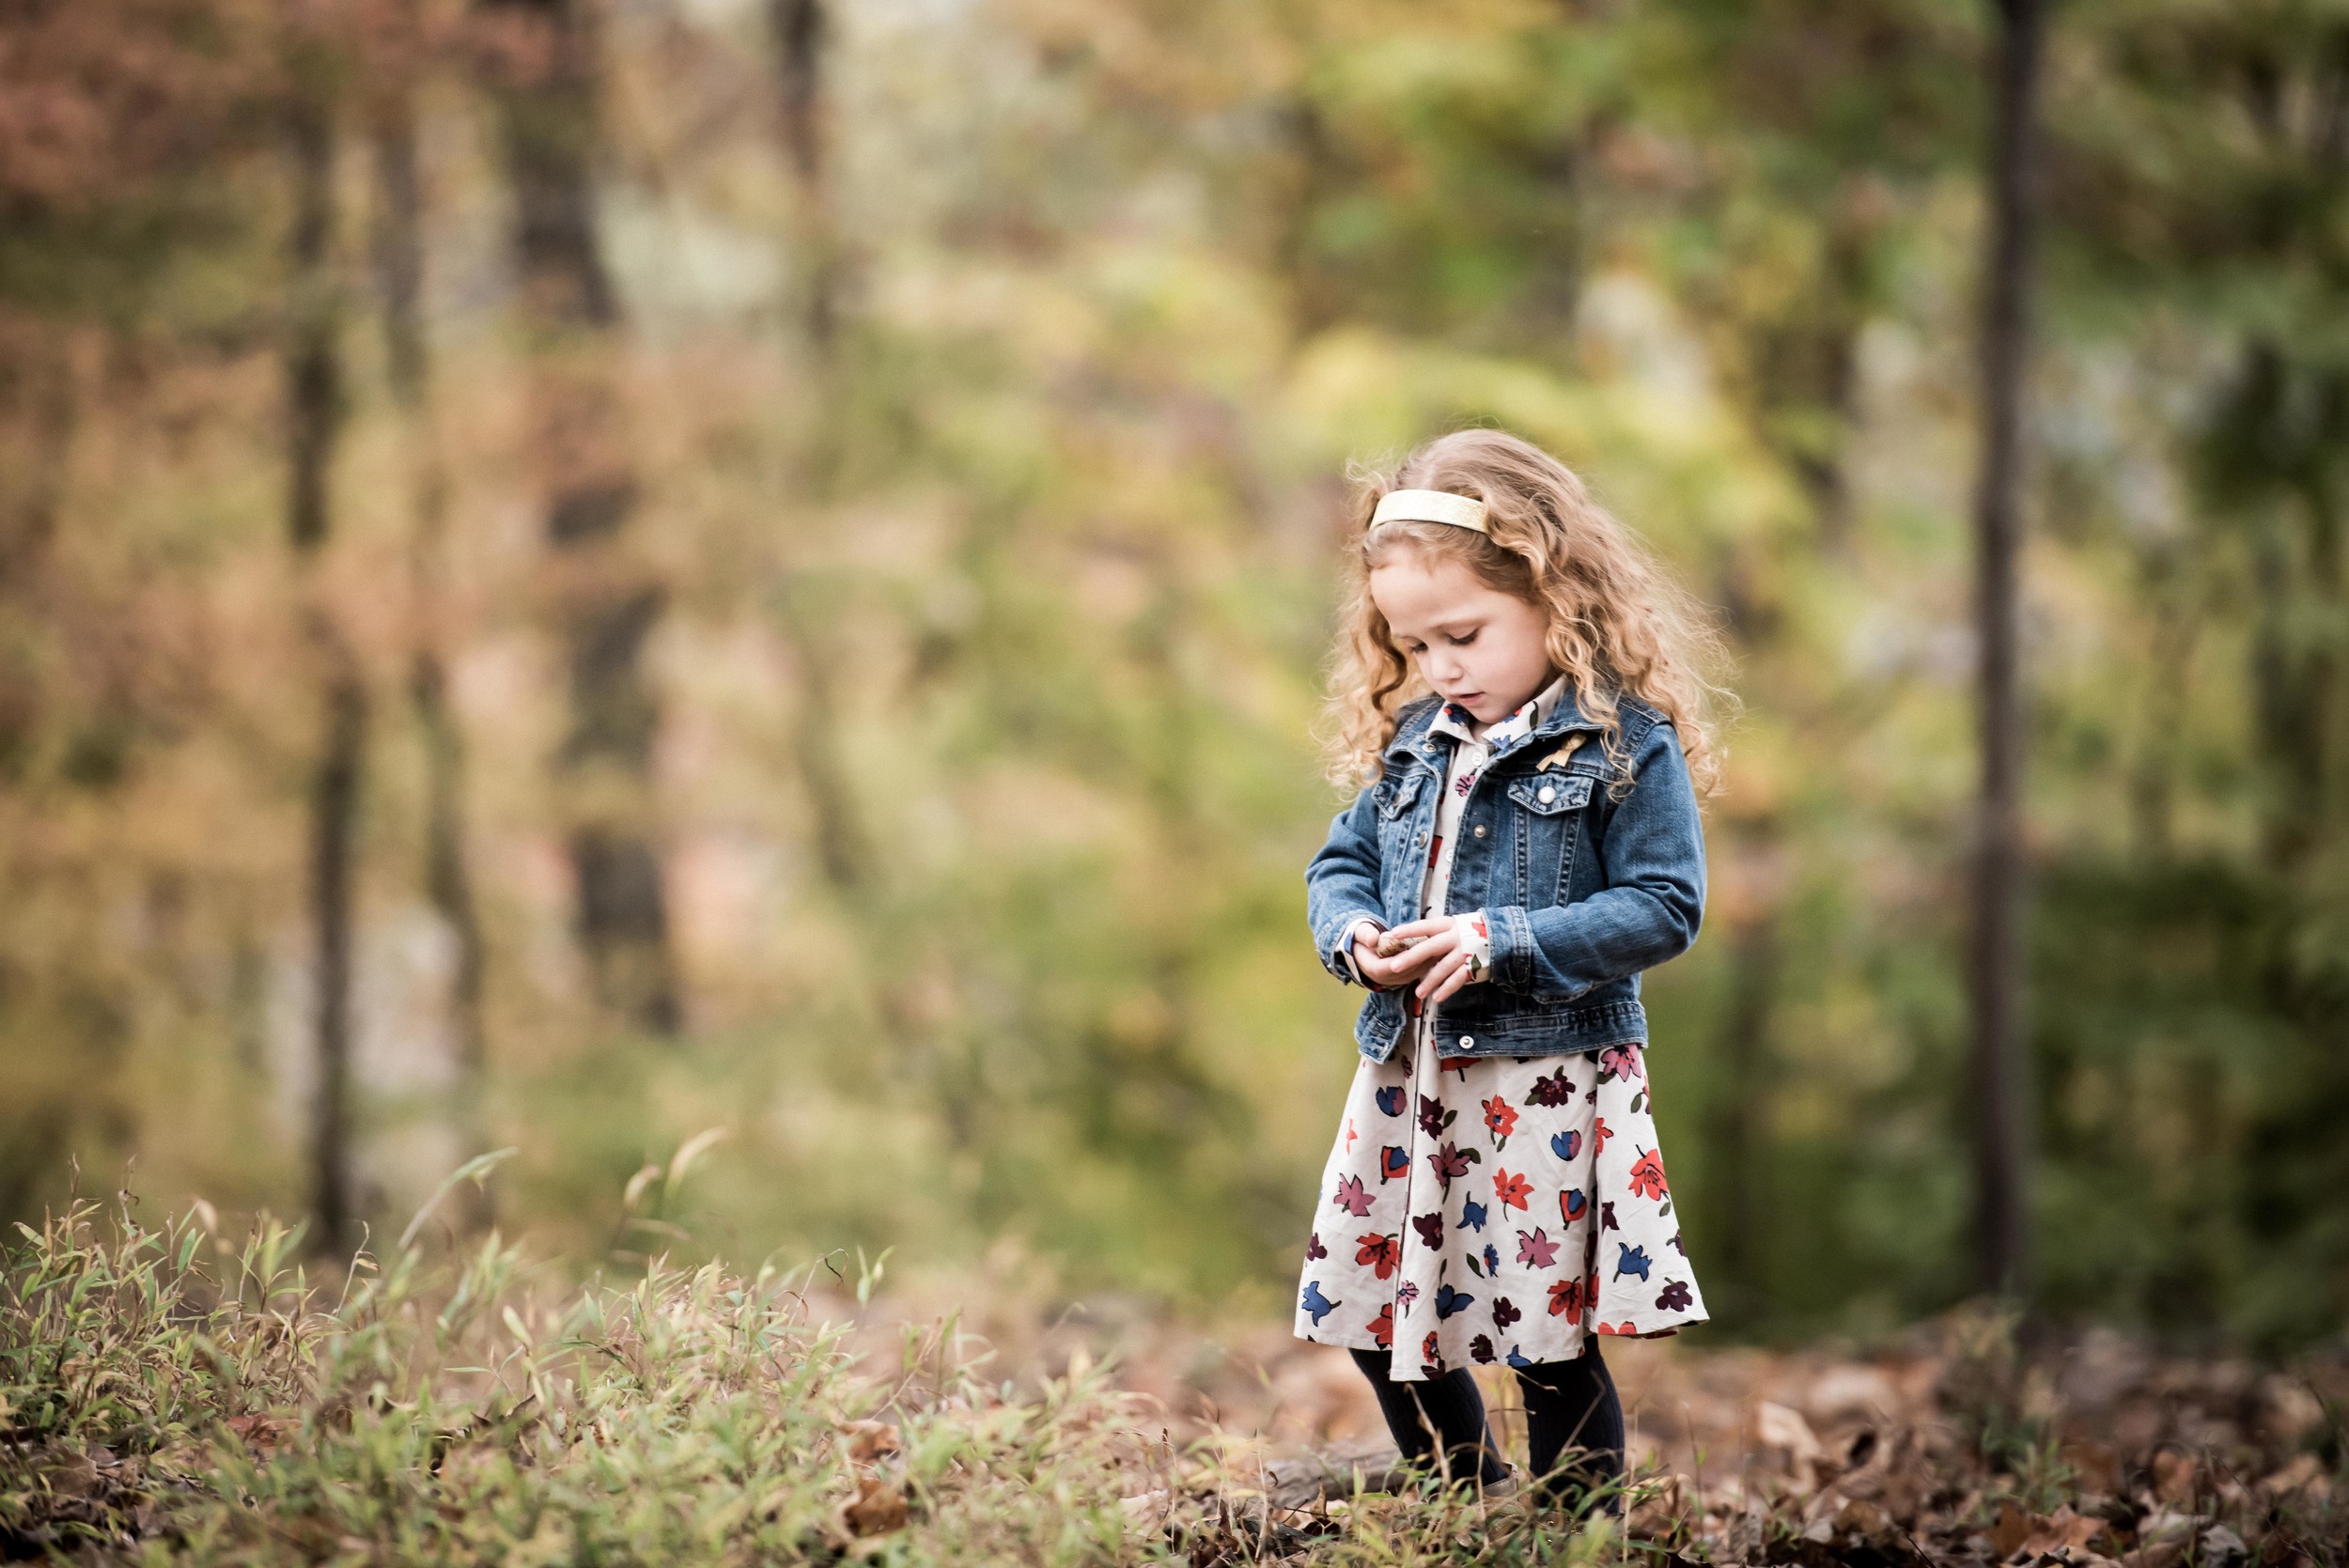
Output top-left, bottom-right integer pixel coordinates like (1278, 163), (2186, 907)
(1993, 1499), (2035, 1557)
(40, 1451), (98, 1498)
(842, 1420), (900, 1467)
(1755, 1400), (1826, 1486)
(225, 1414), (284, 1456)
(2153, 1451), (2200, 1504)
(2019, 1504), (2116, 1559)
(844, 1474), (909, 1536)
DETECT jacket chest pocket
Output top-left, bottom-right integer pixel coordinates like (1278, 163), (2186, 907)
(1375, 771), (1430, 906)
(1505, 771), (1594, 908)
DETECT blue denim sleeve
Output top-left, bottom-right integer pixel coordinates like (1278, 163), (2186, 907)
(1305, 786), (1391, 986)
(1486, 722), (1705, 997)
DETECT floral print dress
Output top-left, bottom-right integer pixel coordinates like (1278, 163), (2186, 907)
(1295, 684), (1707, 1379)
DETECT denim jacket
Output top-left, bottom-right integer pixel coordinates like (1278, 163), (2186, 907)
(1305, 688), (1705, 1063)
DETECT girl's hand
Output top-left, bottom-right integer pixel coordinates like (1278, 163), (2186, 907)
(1413, 940), (1480, 1006)
(1370, 916), (1460, 987)
(1351, 918), (1446, 989)
(1379, 914), (1490, 1005)
(1348, 928), (1414, 990)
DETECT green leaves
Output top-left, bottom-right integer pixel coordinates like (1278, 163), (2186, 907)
(2, 1197), (1147, 1564)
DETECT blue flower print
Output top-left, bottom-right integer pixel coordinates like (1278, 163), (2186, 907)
(1301, 1280), (1340, 1326)
(1483, 1243), (1501, 1276)
(1435, 1283), (1476, 1319)
(1376, 1085), (1406, 1118)
(1550, 1129), (1580, 1161)
(1459, 1200), (1488, 1232)
(1380, 1146), (1409, 1181)
(1506, 1344), (1534, 1369)
(1613, 1243), (1652, 1282)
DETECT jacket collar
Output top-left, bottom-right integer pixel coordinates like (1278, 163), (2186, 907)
(1385, 675), (1607, 770)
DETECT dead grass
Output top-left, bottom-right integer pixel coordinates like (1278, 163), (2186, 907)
(4, 1198), (2344, 1566)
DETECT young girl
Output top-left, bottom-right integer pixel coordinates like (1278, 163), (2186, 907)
(1297, 427), (1719, 1509)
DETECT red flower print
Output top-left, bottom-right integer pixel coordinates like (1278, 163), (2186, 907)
(1546, 1279), (1583, 1322)
(1655, 1280), (1694, 1312)
(1492, 1296), (1521, 1329)
(1422, 1331), (1441, 1369)
(1516, 1228), (1560, 1268)
(1470, 913), (1487, 939)
(1481, 1095), (1518, 1141)
(1493, 1169), (1532, 1210)
(1595, 1320), (1640, 1337)
(1591, 1117), (1613, 1156)
(1626, 1148), (1669, 1201)
(1367, 1303), (1393, 1348)
(1355, 1233), (1400, 1280)
(1344, 1117), (1357, 1152)
(1380, 1145), (1410, 1182)
(1332, 1176), (1372, 1217)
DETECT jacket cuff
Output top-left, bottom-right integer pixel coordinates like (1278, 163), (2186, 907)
(1489, 904), (1536, 990)
(1320, 911), (1388, 986)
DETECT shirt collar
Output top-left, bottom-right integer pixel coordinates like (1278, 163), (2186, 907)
(1426, 672), (1571, 752)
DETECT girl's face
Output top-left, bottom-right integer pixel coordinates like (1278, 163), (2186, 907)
(1369, 551), (1556, 726)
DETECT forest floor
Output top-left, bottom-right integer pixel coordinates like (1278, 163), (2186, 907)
(5, 1203), (2344, 1565)
(829, 1268), (2349, 1567)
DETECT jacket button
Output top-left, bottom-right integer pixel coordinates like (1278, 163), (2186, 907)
(1537, 785), (1556, 804)
(1458, 1035), (1474, 1048)
(1472, 823), (1486, 838)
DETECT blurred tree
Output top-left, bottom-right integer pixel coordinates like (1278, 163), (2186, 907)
(280, 2), (366, 1256)
(368, 0), (492, 1223)
(2035, 0), (2349, 1344)
(1967, 0), (2046, 1303)
(760, 0), (868, 896)
(476, 0), (678, 1033)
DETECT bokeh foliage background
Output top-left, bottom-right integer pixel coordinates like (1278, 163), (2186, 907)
(4, 0), (2346, 1349)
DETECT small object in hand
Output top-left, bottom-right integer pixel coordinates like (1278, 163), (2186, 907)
(1376, 930), (1424, 959)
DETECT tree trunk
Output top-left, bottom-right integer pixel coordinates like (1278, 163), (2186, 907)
(771, 0), (835, 351)
(306, 635), (366, 1256)
(284, 69), (364, 1254)
(478, 0), (678, 1033)
(371, 8), (494, 1226)
(762, 0), (869, 895)
(1967, 0), (2045, 1303)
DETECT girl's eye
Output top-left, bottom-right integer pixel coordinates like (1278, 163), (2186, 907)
(1449, 630), (1479, 646)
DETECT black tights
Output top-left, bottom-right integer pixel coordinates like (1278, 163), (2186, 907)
(1348, 1343), (1625, 1508)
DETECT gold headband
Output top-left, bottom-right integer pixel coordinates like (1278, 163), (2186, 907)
(1371, 488), (1487, 535)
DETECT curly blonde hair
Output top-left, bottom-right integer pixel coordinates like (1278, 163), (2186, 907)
(1322, 428), (1727, 792)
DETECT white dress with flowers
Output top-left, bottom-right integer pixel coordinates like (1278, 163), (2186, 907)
(1293, 684), (1707, 1379)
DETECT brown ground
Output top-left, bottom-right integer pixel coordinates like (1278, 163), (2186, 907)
(843, 1278), (2348, 1563)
